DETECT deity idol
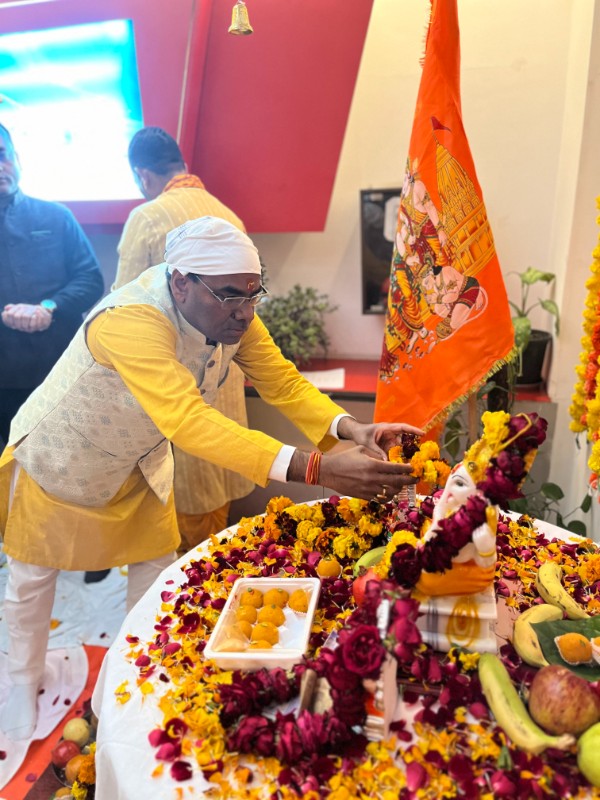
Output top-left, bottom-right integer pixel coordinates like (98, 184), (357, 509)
(414, 411), (547, 598)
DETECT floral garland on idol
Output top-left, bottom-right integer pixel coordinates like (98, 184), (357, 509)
(570, 195), (600, 493)
(117, 414), (600, 800)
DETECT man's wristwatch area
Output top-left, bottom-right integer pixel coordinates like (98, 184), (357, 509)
(40, 299), (58, 314)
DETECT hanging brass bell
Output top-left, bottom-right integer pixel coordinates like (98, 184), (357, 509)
(228, 1), (253, 35)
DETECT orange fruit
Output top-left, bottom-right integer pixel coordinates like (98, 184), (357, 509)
(236, 605), (258, 624)
(55, 789), (73, 799)
(316, 557), (342, 578)
(239, 587), (263, 608)
(249, 640), (273, 649)
(288, 589), (309, 613)
(263, 588), (289, 607)
(251, 621), (279, 645)
(257, 604), (286, 627)
(65, 753), (87, 784)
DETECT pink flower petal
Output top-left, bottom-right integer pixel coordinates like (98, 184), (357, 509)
(406, 761), (428, 792)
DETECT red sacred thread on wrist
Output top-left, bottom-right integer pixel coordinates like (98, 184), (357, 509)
(305, 451), (322, 485)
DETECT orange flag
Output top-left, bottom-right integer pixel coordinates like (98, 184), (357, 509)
(374, 0), (515, 430)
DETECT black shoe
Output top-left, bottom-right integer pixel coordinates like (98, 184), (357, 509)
(84, 569), (111, 584)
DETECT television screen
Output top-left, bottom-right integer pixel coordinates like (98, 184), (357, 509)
(0, 18), (143, 202)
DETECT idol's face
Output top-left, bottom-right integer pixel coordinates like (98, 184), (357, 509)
(170, 270), (263, 344)
(438, 464), (476, 514)
(0, 133), (20, 196)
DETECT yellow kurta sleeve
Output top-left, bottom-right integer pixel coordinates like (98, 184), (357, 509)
(86, 307), (346, 487)
(234, 315), (347, 451)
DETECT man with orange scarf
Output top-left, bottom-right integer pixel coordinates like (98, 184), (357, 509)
(114, 127), (253, 553)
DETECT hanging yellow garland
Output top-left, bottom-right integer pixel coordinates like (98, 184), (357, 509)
(569, 196), (600, 481)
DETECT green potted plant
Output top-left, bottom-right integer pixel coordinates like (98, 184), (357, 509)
(256, 284), (337, 367)
(508, 267), (560, 387)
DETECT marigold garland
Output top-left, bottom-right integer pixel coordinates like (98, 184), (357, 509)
(570, 195), (600, 485)
(115, 492), (600, 799)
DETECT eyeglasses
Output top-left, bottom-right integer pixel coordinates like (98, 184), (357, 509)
(193, 276), (269, 308)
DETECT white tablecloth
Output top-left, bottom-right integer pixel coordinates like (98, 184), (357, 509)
(91, 514), (582, 800)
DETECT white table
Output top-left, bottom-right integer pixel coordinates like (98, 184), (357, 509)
(92, 513), (583, 799)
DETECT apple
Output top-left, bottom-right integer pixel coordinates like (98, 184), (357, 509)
(51, 739), (81, 769)
(528, 664), (600, 736)
(578, 722), (600, 787)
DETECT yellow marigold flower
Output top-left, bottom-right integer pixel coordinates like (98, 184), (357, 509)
(417, 440), (440, 460)
(357, 516), (383, 537)
(78, 752), (96, 785)
(266, 496), (293, 515)
(263, 515), (282, 540)
(374, 530), (418, 578)
(71, 782), (88, 800)
(579, 554), (600, 584)
(332, 531), (370, 560)
(286, 503), (319, 522)
(458, 651), (480, 671)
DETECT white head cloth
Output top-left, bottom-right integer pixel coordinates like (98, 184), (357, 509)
(164, 216), (261, 276)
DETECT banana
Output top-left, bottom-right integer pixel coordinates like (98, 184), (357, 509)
(353, 546), (387, 578)
(511, 603), (563, 668)
(535, 561), (590, 620)
(478, 653), (576, 754)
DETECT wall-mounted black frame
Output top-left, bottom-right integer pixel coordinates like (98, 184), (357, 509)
(360, 188), (400, 314)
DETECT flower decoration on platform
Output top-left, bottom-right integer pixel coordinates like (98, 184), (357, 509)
(570, 196), (600, 490)
(118, 478), (600, 799)
(375, 412), (548, 590)
(466, 410), (547, 503)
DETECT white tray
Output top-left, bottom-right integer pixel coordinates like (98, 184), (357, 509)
(204, 577), (321, 671)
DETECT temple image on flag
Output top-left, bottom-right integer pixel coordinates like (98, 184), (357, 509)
(375, 0), (515, 431)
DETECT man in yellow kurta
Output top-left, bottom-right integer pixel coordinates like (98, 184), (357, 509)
(0, 217), (421, 740)
(115, 127), (254, 551)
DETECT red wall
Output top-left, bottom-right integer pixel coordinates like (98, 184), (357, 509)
(189, 0), (374, 232)
(0, 0), (374, 232)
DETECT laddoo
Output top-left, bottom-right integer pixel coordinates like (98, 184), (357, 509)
(257, 604), (286, 627)
(251, 621), (279, 646)
(288, 588), (309, 613)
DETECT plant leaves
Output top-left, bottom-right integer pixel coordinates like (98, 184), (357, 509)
(512, 316), (532, 351)
(532, 617), (600, 681)
(541, 482), (564, 501)
(566, 520), (587, 536)
(520, 267), (556, 285)
(581, 494), (593, 514)
(539, 299), (560, 334)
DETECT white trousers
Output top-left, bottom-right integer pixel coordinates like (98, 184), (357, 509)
(4, 464), (176, 685)
(3, 553), (176, 685)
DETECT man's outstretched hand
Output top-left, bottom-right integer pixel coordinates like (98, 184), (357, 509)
(337, 418), (424, 460)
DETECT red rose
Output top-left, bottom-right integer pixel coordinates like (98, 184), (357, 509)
(275, 712), (304, 763)
(319, 648), (361, 691)
(339, 624), (386, 679)
(228, 716), (276, 756)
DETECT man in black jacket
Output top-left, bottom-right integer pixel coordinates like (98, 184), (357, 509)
(0, 123), (104, 445)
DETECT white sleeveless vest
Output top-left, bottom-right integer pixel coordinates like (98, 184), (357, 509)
(9, 265), (239, 507)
